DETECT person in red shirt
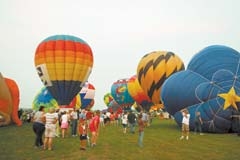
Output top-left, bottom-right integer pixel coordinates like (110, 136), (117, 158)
(89, 110), (100, 147)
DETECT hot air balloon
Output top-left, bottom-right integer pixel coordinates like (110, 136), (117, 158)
(32, 87), (58, 111)
(79, 82), (95, 110)
(0, 73), (22, 126)
(111, 79), (134, 110)
(4, 78), (22, 126)
(137, 51), (185, 105)
(103, 93), (114, 107)
(32, 87), (81, 112)
(161, 45), (240, 133)
(127, 75), (153, 112)
(34, 35), (93, 108)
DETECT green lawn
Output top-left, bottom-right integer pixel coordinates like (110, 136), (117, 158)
(0, 118), (239, 160)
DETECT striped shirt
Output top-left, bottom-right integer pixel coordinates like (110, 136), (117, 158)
(45, 113), (57, 126)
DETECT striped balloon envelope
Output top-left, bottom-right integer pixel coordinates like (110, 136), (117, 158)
(34, 35), (93, 106)
(127, 75), (153, 111)
(137, 51), (184, 105)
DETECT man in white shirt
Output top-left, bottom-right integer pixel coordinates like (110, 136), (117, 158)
(180, 109), (190, 140)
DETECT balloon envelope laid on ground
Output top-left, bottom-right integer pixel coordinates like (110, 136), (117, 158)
(111, 79), (134, 109)
(137, 51), (185, 105)
(161, 45), (240, 133)
(34, 35), (93, 106)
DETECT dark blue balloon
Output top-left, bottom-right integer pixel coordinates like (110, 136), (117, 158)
(161, 45), (240, 133)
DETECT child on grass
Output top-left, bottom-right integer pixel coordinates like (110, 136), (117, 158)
(78, 119), (88, 150)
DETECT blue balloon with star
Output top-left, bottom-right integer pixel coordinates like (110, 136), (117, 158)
(161, 45), (240, 133)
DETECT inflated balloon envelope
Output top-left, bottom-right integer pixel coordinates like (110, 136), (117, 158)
(137, 51), (185, 106)
(161, 45), (240, 133)
(79, 82), (95, 109)
(34, 35), (93, 107)
(111, 78), (135, 109)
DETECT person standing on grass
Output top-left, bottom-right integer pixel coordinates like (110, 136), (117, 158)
(70, 108), (78, 137)
(60, 111), (70, 138)
(89, 110), (101, 147)
(121, 111), (128, 134)
(32, 106), (45, 148)
(78, 118), (88, 150)
(194, 111), (204, 135)
(180, 109), (190, 140)
(127, 110), (136, 134)
(142, 111), (148, 127)
(138, 113), (145, 147)
(43, 108), (58, 150)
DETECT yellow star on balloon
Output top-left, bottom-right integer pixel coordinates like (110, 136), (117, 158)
(218, 87), (240, 110)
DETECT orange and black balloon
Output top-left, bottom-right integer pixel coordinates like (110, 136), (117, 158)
(137, 51), (185, 105)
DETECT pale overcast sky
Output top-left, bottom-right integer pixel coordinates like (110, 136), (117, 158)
(0, 0), (240, 110)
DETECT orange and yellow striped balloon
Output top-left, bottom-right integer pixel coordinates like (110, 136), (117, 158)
(34, 35), (93, 106)
(137, 51), (184, 105)
(127, 75), (152, 108)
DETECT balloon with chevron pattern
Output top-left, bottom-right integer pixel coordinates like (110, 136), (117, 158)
(137, 51), (185, 105)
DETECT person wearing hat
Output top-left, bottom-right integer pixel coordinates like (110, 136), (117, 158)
(180, 109), (190, 140)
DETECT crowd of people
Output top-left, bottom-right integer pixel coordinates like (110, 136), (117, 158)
(31, 106), (156, 151)
(32, 105), (211, 152)
(32, 106), (101, 151)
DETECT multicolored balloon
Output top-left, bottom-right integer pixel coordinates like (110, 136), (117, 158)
(34, 35), (93, 107)
(111, 79), (134, 108)
(127, 75), (153, 111)
(79, 82), (95, 109)
(32, 87), (81, 111)
(32, 87), (58, 111)
(137, 51), (185, 105)
(161, 45), (240, 133)
(103, 93), (114, 107)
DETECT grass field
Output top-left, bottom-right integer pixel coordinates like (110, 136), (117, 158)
(0, 118), (240, 160)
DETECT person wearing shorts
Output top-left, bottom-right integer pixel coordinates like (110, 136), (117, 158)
(43, 108), (58, 150)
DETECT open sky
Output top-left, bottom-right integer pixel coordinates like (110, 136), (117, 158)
(0, 0), (240, 110)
